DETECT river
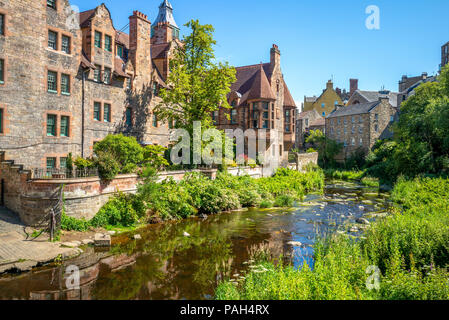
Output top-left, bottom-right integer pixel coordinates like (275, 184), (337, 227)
(0, 180), (389, 300)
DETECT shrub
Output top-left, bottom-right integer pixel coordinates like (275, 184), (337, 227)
(259, 200), (274, 209)
(61, 214), (90, 232)
(90, 193), (144, 228)
(96, 151), (121, 180)
(74, 157), (95, 169)
(274, 194), (295, 207)
(94, 134), (144, 174)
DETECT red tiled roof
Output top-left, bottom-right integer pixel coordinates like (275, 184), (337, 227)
(283, 79), (296, 107)
(246, 64), (276, 101)
(151, 43), (170, 59)
(115, 31), (129, 48)
(114, 57), (130, 78)
(79, 9), (96, 28)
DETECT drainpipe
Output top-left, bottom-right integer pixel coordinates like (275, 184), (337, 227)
(81, 68), (89, 158)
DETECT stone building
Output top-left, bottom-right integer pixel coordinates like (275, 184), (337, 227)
(214, 44), (297, 163)
(397, 72), (437, 107)
(302, 80), (344, 118)
(326, 97), (397, 160)
(295, 110), (323, 149)
(347, 88), (399, 108)
(0, 0), (178, 170)
(442, 41), (449, 70)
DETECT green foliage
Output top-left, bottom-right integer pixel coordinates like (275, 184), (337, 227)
(259, 200), (274, 209)
(61, 214), (90, 232)
(143, 145), (169, 170)
(306, 148), (317, 153)
(90, 193), (145, 228)
(216, 177), (449, 300)
(96, 151), (121, 180)
(154, 19), (236, 132)
(94, 134), (144, 175)
(306, 130), (343, 168)
(74, 156), (95, 169)
(274, 195), (295, 207)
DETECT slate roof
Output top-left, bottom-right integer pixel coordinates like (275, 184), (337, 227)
(153, 0), (178, 28)
(310, 118), (325, 127)
(355, 90), (399, 108)
(327, 101), (380, 118)
(283, 79), (296, 107)
(151, 43), (171, 59)
(246, 65), (276, 101)
(305, 96), (318, 103)
(79, 9), (96, 28)
(115, 31), (129, 47)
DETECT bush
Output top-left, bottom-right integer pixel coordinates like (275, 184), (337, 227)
(274, 194), (295, 207)
(94, 134), (144, 174)
(90, 193), (145, 228)
(74, 157), (95, 169)
(96, 152), (121, 180)
(61, 214), (90, 232)
(259, 200), (274, 209)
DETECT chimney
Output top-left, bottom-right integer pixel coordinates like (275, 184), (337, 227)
(129, 11), (152, 87)
(422, 72), (428, 79)
(326, 80), (333, 90)
(270, 44), (281, 74)
(350, 79), (358, 96)
(336, 88), (342, 96)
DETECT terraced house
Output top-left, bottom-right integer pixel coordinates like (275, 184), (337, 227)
(326, 96), (397, 160)
(0, 0), (179, 170)
(214, 45), (298, 163)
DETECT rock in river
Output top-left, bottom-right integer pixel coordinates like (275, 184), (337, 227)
(356, 218), (370, 225)
(288, 241), (302, 247)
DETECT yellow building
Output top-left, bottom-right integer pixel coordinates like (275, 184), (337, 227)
(303, 80), (343, 118)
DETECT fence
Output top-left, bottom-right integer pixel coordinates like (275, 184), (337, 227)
(32, 168), (99, 180)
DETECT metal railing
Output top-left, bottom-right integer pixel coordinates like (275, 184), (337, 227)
(32, 168), (99, 180)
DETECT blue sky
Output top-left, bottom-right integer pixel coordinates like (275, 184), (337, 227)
(73, 0), (449, 108)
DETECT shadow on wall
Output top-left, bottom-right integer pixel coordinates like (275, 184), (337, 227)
(115, 84), (155, 143)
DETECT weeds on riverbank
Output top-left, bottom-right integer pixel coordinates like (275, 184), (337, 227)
(215, 177), (449, 300)
(61, 167), (325, 231)
(324, 169), (380, 188)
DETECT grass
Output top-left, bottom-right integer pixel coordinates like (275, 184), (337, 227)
(215, 176), (449, 300)
(325, 169), (380, 188)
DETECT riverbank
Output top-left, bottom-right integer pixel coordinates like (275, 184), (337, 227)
(0, 180), (388, 299)
(215, 176), (449, 300)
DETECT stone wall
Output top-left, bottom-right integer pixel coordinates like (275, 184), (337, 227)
(294, 152), (319, 172)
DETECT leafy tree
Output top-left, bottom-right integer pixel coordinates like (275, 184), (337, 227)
(155, 20), (236, 132)
(306, 130), (343, 168)
(143, 145), (169, 170)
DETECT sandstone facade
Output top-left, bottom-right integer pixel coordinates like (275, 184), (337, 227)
(0, 0), (176, 170)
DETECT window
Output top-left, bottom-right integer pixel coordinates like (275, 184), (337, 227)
(359, 138), (363, 146)
(47, 114), (57, 136)
(126, 77), (132, 90)
(212, 111), (218, 124)
(0, 14), (4, 36)
(321, 103), (325, 108)
(262, 102), (269, 110)
(375, 114), (379, 121)
(152, 83), (158, 95)
(48, 30), (57, 50)
(359, 116), (363, 123)
(117, 45), (124, 57)
(94, 31), (102, 48)
(60, 157), (67, 169)
(153, 114), (158, 127)
(375, 124), (379, 132)
(390, 115), (395, 123)
(359, 127), (363, 134)
(126, 108), (132, 126)
(351, 137), (355, 146)
(61, 35), (70, 54)
(47, 0), (56, 9)
(352, 116), (355, 123)
(60, 116), (69, 137)
(263, 120), (269, 129)
(231, 109), (237, 124)
(104, 104), (111, 122)
(330, 128), (334, 134)
(61, 74), (70, 95)
(335, 101), (338, 105)
(305, 119), (309, 127)
(94, 65), (101, 82)
(344, 118), (348, 125)
(322, 112), (325, 117)
(94, 102), (101, 121)
(285, 124), (291, 132)
(344, 140), (348, 147)
(103, 67), (111, 84)
(47, 71), (57, 93)
(0, 59), (4, 84)
(351, 126), (355, 134)
(47, 157), (56, 169)
(0, 108), (3, 133)
(105, 35), (112, 52)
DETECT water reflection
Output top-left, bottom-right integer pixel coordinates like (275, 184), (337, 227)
(0, 181), (388, 300)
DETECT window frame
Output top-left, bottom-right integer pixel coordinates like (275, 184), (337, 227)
(46, 114), (57, 137)
(104, 34), (112, 52)
(0, 13), (5, 36)
(103, 103), (111, 123)
(47, 0), (57, 10)
(93, 102), (101, 121)
(61, 35), (71, 54)
(47, 70), (58, 93)
(94, 65), (101, 82)
(94, 31), (102, 49)
(46, 157), (57, 169)
(60, 116), (69, 137)
(48, 30), (58, 50)
(0, 108), (3, 134)
(103, 67), (111, 84)
(61, 73), (70, 95)
(0, 58), (4, 84)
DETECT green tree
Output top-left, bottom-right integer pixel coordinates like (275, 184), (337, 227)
(154, 20), (236, 132)
(306, 130), (343, 168)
